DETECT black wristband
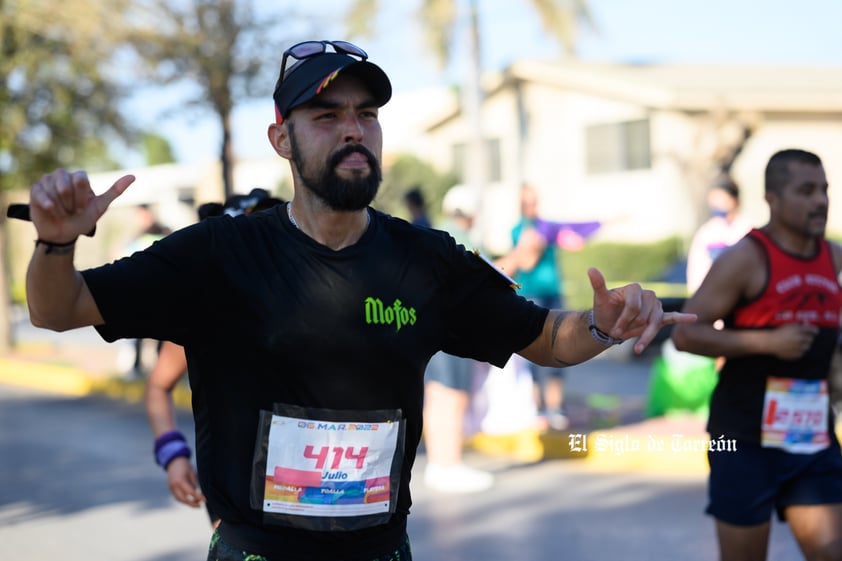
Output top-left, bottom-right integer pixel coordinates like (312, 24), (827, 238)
(35, 238), (77, 255)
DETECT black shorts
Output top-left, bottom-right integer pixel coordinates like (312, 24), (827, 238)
(207, 530), (412, 561)
(706, 436), (842, 526)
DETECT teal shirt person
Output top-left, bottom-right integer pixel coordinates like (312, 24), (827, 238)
(511, 218), (561, 301)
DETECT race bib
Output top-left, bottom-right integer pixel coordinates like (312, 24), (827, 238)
(761, 377), (829, 454)
(251, 403), (405, 531)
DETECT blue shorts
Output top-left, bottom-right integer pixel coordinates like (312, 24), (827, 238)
(424, 351), (473, 392)
(707, 437), (842, 526)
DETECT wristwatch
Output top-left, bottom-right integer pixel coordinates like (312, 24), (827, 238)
(588, 309), (624, 346)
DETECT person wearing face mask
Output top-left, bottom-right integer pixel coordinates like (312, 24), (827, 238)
(647, 177), (754, 419)
(686, 177), (753, 295)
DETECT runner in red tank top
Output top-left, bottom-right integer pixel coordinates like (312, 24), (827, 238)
(673, 148), (842, 561)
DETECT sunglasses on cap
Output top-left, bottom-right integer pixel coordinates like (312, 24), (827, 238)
(278, 40), (368, 87)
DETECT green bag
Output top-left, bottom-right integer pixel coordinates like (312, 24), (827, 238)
(646, 340), (718, 417)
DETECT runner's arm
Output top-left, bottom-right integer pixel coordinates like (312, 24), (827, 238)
(672, 239), (817, 360)
(145, 341), (188, 437)
(25, 170), (134, 331)
(519, 267), (696, 366)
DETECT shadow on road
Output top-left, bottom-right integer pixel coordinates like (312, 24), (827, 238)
(0, 392), (195, 524)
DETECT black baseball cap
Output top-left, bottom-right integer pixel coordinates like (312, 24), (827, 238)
(272, 52), (392, 122)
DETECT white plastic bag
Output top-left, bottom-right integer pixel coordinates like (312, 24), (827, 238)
(476, 356), (538, 435)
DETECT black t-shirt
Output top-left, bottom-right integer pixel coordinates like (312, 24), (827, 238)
(82, 205), (546, 559)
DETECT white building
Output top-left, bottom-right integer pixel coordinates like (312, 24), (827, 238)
(416, 60), (842, 254)
(9, 60), (840, 286)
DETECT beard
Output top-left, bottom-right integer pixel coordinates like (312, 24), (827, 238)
(289, 123), (381, 211)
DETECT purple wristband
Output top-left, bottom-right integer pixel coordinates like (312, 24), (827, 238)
(154, 430), (191, 469)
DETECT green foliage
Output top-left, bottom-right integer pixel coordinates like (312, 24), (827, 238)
(78, 142), (122, 172)
(343, 0), (380, 39)
(126, 0), (292, 197)
(142, 132), (176, 166)
(417, 0), (458, 70)
(0, 0), (133, 190)
(374, 153), (459, 221)
(561, 237), (686, 309)
(9, 279), (26, 306)
(345, 0), (594, 70)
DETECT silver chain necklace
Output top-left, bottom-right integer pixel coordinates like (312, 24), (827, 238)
(286, 202), (300, 229)
(286, 201), (371, 231)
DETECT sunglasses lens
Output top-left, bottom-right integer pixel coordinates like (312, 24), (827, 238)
(288, 41), (327, 59)
(278, 40), (369, 94)
(332, 41), (367, 58)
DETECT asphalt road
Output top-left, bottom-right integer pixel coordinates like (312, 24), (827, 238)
(0, 382), (805, 561)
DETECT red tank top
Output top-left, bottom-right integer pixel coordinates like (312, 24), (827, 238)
(732, 229), (841, 328)
(709, 228), (842, 443)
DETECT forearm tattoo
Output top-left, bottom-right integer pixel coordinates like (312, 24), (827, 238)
(550, 311), (578, 367)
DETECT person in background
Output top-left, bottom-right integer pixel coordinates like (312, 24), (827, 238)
(145, 192), (284, 529)
(403, 186), (431, 228)
(146, 339), (215, 523)
(686, 176), (753, 295)
(218, 187), (285, 218)
(422, 185), (494, 493)
(654, 175), (753, 406)
(23, 39), (690, 561)
(496, 184), (602, 431)
(673, 149), (842, 561)
(126, 203), (171, 250)
(649, 176), (752, 412)
(124, 204), (172, 378)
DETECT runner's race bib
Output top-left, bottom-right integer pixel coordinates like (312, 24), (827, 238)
(761, 377), (829, 454)
(251, 403), (405, 531)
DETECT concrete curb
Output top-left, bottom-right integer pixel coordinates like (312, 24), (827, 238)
(0, 356), (193, 409)
(466, 417), (711, 475)
(0, 357), (96, 396)
(579, 416), (710, 475)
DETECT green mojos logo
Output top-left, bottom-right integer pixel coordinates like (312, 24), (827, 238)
(364, 297), (417, 332)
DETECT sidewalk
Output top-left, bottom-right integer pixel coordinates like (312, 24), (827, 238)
(464, 341), (709, 475)
(0, 321), (194, 408)
(0, 320), (710, 475)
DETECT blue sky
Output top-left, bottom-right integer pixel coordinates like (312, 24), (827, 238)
(123, 0), (842, 167)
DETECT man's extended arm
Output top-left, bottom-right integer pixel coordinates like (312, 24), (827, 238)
(25, 169), (134, 331)
(519, 267), (695, 367)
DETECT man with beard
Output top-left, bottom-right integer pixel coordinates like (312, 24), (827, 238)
(673, 149), (842, 561)
(23, 40), (692, 561)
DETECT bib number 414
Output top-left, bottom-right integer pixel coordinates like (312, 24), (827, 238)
(303, 445), (369, 470)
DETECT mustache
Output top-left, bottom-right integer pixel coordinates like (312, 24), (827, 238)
(328, 145), (377, 169)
